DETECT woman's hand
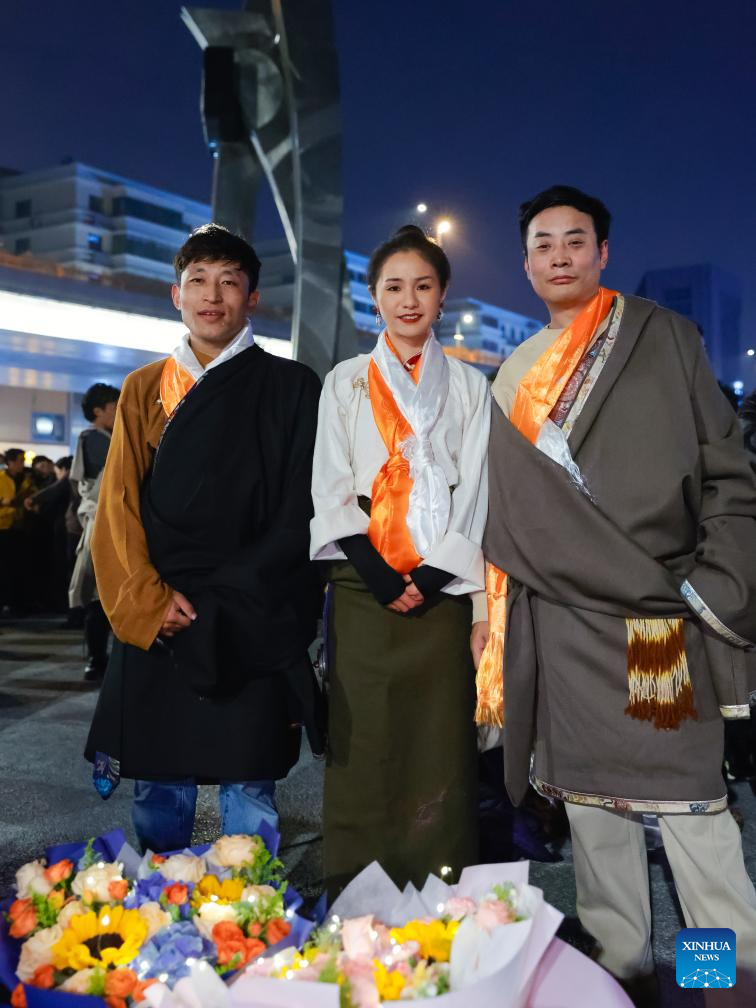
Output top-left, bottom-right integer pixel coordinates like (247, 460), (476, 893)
(470, 620), (490, 669)
(387, 574), (425, 614)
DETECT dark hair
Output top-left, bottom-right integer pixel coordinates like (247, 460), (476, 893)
(518, 185), (611, 252)
(174, 223), (261, 291)
(81, 383), (120, 422)
(32, 455), (52, 468)
(4, 448), (24, 464)
(55, 455), (73, 471)
(367, 224), (451, 292)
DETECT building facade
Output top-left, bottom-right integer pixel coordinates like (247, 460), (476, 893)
(0, 161), (542, 452)
(635, 264), (745, 386)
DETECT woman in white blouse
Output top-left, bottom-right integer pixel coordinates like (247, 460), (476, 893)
(310, 225), (490, 895)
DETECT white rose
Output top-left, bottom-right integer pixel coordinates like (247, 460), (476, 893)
(57, 900), (88, 928)
(240, 884), (276, 904)
(71, 862), (125, 903)
(15, 860), (53, 899)
(16, 924), (63, 981)
(59, 968), (97, 994)
(159, 853), (207, 883)
(138, 900), (172, 938)
(194, 900), (237, 939)
(210, 835), (263, 868)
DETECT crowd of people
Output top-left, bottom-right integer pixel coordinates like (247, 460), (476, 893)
(1, 382), (120, 679)
(2, 187), (756, 1006)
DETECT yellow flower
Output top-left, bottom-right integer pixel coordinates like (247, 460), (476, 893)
(389, 919), (459, 962)
(52, 905), (147, 972)
(373, 960), (407, 1000)
(191, 874), (245, 908)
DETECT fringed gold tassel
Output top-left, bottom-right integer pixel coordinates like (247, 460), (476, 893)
(475, 562), (507, 727)
(625, 617), (698, 730)
(475, 631), (505, 727)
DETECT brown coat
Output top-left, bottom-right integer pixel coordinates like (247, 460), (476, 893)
(485, 296), (756, 813)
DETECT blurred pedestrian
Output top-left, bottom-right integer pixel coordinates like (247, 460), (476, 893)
(0, 449), (33, 614)
(70, 383), (120, 680)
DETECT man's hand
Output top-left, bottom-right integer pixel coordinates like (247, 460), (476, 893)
(388, 574), (425, 614)
(159, 590), (197, 637)
(470, 620), (490, 669)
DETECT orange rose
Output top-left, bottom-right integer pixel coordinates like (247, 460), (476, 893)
(164, 883), (188, 905)
(8, 898), (32, 921)
(244, 937), (266, 963)
(151, 854), (166, 865)
(104, 968), (138, 998)
(132, 978), (158, 1003)
(264, 918), (291, 946)
(44, 859), (74, 885)
(105, 998), (127, 1008)
(107, 879), (130, 902)
(213, 920), (245, 943)
(29, 965), (54, 989)
(212, 920), (247, 966)
(10, 984), (26, 1008)
(9, 904), (37, 938)
(247, 921), (262, 937)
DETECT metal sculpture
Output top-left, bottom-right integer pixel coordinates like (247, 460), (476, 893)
(182, 1), (356, 377)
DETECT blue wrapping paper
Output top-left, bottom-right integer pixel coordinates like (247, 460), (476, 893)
(44, 829), (128, 869)
(1, 825), (311, 1005)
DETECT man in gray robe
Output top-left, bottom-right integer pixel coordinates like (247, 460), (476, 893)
(474, 185), (756, 1003)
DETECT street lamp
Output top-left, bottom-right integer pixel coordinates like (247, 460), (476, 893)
(747, 348), (755, 357)
(416, 203), (428, 214)
(462, 312), (474, 325)
(436, 219), (452, 246)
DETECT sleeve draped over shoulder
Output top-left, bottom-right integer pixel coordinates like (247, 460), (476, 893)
(91, 368), (173, 650)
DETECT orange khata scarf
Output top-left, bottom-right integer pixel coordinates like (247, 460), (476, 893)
(159, 324), (255, 418)
(366, 333), (451, 574)
(475, 287), (696, 731)
(366, 346), (422, 573)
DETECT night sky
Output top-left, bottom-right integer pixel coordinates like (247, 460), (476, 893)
(2, 0), (755, 333)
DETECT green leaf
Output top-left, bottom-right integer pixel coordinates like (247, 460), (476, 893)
(30, 892), (59, 929)
(79, 838), (98, 871)
(88, 968), (106, 997)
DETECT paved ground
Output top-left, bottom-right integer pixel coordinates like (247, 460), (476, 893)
(1, 617), (755, 1007)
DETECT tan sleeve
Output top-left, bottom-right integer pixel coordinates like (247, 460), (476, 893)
(491, 326), (556, 418)
(92, 369), (173, 650)
(471, 590), (488, 624)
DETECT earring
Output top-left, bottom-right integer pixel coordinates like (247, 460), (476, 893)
(437, 307), (444, 320)
(375, 312), (382, 325)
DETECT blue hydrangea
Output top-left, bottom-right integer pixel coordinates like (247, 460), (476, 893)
(132, 920), (216, 985)
(124, 872), (169, 907)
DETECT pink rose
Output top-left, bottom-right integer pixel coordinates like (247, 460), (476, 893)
(341, 915), (379, 960)
(475, 899), (515, 932)
(444, 896), (477, 921)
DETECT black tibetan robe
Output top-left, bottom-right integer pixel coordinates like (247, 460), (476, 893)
(86, 345), (323, 781)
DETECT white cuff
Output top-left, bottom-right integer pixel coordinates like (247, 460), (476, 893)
(310, 504), (370, 561)
(423, 530), (484, 595)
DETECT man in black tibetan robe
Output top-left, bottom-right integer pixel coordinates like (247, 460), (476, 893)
(86, 224), (322, 853)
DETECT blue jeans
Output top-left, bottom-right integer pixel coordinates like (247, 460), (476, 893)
(132, 778), (278, 854)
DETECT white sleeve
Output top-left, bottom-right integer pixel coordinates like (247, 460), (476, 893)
(309, 369), (370, 560)
(422, 373), (490, 594)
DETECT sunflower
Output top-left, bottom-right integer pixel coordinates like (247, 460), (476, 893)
(191, 874), (245, 908)
(52, 905), (147, 972)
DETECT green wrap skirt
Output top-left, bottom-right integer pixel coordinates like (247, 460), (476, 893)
(323, 561), (478, 896)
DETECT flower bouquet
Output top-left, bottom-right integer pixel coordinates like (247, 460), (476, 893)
(145, 861), (563, 1008)
(0, 827), (313, 1008)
